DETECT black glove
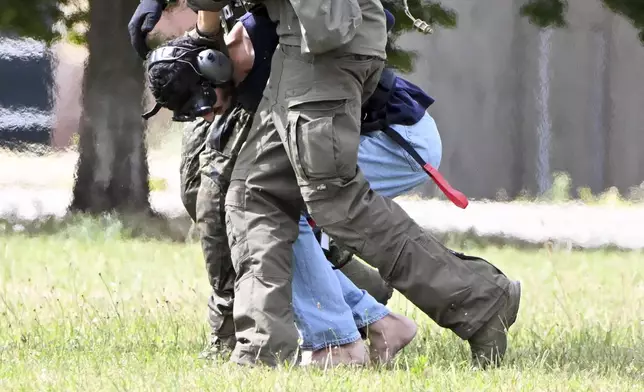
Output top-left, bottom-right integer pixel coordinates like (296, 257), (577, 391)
(128, 0), (167, 59)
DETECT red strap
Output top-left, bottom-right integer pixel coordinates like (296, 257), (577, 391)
(376, 126), (469, 209)
(423, 163), (469, 209)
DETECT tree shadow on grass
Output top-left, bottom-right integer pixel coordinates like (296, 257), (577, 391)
(0, 210), (196, 243)
(437, 228), (639, 253)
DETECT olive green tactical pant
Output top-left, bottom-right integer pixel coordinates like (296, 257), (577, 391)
(179, 118), (237, 350)
(179, 107), (393, 354)
(225, 44), (513, 367)
(323, 240), (389, 300)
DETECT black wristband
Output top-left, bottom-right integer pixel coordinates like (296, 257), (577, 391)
(195, 23), (219, 39)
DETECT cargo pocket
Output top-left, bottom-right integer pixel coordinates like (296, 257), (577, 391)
(287, 112), (332, 182)
(287, 100), (349, 182)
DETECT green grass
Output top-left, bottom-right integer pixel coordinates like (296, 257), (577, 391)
(1, 225), (643, 391)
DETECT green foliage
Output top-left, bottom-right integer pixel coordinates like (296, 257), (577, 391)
(2, 0), (643, 72)
(518, 0), (644, 43)
(545, 172), (643, 207)
(149, 177), (169, 192)
(385, 47), (417, 74)
(520, 0), (569, 28)
(383, 0), (458, 72)
(66, 30), (87, 46)
(547, 171), (572, 202)
(62, 7), (90, 45)
(0, 0), (88, 44)
(383, 0), (644, 72)
(0, 0), (66, 41)
(579, 186), (627, 206)
(602, 0), (644, 42)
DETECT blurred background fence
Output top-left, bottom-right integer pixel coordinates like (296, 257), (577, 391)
(0, 38), (55, 151)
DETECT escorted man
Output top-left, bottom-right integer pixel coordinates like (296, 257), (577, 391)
(130, 0), (521, 369)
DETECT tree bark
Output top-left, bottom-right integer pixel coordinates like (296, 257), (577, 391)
(70, 0), (151, 214)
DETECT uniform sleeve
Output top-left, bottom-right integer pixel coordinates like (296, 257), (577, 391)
(186, 0), (230, 12)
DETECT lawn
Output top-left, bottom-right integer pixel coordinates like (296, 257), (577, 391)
(1, 222), (643, 391)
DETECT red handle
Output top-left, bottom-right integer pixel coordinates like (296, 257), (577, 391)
(423, 163), (469, 209)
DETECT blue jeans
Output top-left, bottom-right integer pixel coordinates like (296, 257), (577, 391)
(291, 112), (442, 350)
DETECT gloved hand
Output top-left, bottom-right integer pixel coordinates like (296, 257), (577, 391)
(185, 27), (217, 45)
(128, 0), (167, 59)
(185, 26), (229, 56)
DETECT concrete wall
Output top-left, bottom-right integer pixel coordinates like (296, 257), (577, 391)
(399, 0), (644, 198)
(47, 0), (644, 198)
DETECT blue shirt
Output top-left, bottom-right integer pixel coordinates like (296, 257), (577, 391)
(235, 9), (279, 112)
(237, 10), (434, 124)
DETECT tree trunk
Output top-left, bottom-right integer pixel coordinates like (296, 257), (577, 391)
(70, 0), (151, 214)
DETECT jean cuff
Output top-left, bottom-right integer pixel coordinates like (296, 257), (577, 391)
(299, 330), (362, 351)
(354, 308), (390, 330)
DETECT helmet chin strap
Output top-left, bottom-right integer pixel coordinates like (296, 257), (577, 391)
(142, 102), (163, 120)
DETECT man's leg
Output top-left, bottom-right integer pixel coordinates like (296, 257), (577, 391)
(228, 45), (520, 368)
(225, 93), (305, 366)
(178, 119), (236, 352)
(332, 269), (417, 364)
(224, 47), (394, 365)
(196, 106), (257, 354)
(291, 215), (371, 366)
(293, 214), (417, 365)
(196, 149), (236, 353)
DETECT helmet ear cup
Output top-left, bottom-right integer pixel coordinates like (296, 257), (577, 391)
(197, 49), (233, 84)
(143, 44), (230, 121)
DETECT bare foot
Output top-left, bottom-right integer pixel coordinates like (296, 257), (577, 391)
(365, 313), (417, 364)
(301, 340), (370, 368)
